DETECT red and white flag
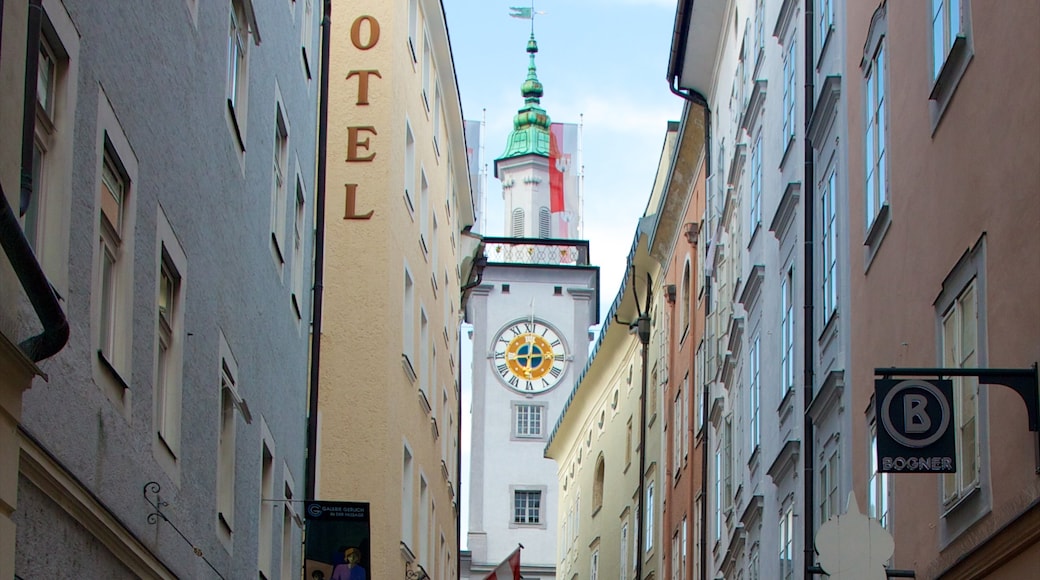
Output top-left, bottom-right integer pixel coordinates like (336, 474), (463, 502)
(482, 546), (521, 580)
(549, 122), (579, 238)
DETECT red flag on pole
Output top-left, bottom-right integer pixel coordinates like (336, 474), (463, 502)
(482, 546), (521, 580)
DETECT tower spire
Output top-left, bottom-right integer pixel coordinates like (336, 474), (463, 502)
(494, 27), (552, 175)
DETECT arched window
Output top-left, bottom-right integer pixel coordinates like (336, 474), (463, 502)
(593, 455), (605, 513)
(538, 207), (551, 238)
(511, 208), (525, 237)
(681, 260), (691, 335)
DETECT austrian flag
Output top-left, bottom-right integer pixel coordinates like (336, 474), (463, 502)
(482, 546), (521, 580)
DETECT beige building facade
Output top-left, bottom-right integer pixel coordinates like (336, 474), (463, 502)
(315, 0), (474, 577)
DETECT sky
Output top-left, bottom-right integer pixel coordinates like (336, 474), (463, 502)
(441, 0), (685, 549)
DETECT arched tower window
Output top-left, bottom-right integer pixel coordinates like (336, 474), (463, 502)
(538, 207), (551, 239)
(511, 208), (525, 237)
(681, 260), (691, 335)
(593, 455), (605, 512)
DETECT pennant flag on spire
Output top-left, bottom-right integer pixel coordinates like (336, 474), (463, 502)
(482, 546), (521, 580)
(509, 6), (533, 19)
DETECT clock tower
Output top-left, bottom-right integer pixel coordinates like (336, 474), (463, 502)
(465, 32), (599, 579)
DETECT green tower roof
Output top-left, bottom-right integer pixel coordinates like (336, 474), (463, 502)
(495, 33), (551, 171)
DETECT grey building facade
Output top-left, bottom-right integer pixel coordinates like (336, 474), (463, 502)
(2, 0), (319, 577)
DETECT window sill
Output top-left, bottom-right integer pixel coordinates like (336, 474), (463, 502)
(97, 350), (130, 391)
(941, 483), (981, 519)
(864, 203), (892, 273)
(929, 35), (973, 133)
(779, 135), (796, 170)
(226, 99), (245, 152)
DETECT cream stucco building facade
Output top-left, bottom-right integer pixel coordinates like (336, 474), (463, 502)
(314, 0), (475, 578)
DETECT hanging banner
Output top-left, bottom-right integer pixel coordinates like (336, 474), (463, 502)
(465, 119), (483, 233)
(305, 501), (371, 579)
(875, 379), (956, 473)
(549, 122), (579, 238)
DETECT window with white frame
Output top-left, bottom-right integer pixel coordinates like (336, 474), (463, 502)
(420, 308), (430, 402)
(671, 531), (680, 580)
(821, 169), (837, 319)
(280, 480), (296, 579)
(591, 549), (600, 580)
(681, 261), (691, 336)
(433, 84), (442, 155)
(682, 374), (690, 460)
(645, 480), (655, 552)
(420, 170), (429, 252)
(750, 335), (760, 452)
(868, 423), (890, 528)
(695, 341), (704, 432)
(620, 519), (629, 575)
(419, 476), (429, 566)
(259, 439), (275, 577)
(681, 516), (688, 579)
(941, 277), (980, 505)
(405, 121), (416, 212)
(819, 446), (840, 524)
(514, 490), (541, 524)
(291, 177), (306, 317)
(818, 0), (834, 50)
(216, 332), (246, 540)
(723, 417), (733, 510)
(407, 0), (418, 62)
(749, 542), (760, 580)
(271, 104), (289, 263)
(402, 446), (414, 547)
(750, 133), (762, 229)
(97, 138), (133, 376)
(779, 504), (794, 580)
(300, 0), (314, 78)
(931, 0), (968, 81)
(514, 403), (544, 438)
(714, 450), (722, 541)
(155, 248), (184, 456)
(754, 0), (765, 64)
(780, 269), (795, 394)
(226, 0), (255, 144)
(864, 39), (887, 231)
(673, 391), (682, 477)
(403, 268), (415, 364)
(782, 39), (797, 150)
(422, 30), (432, 110)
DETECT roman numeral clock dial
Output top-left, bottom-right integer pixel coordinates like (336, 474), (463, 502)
(491, 321), (568, 394)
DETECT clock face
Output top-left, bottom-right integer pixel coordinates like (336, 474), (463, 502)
(492, 321), (568, 393)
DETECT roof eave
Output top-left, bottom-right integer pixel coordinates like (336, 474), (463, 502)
(667, 0), (728, 98)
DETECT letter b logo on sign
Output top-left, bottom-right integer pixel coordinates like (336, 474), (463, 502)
(875, 378), (957, 473)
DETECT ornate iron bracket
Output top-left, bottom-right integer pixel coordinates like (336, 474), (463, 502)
(143, 482), (226, 579)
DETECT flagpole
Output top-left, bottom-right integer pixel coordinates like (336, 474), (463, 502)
(578, 113), (585, 239)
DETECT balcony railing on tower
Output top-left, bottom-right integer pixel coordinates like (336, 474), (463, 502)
(481, 237), (590, 266)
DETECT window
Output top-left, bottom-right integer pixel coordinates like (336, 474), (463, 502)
(754, 0), (764, 63)
(821, 170), (837, 319)
(931, 0), (967, 81)
(941, 278), (980, 505)
(749, 543), (760, 580)
(421, 30), (432, 110)
(405, 122), (416, 212)
(300, 0), (314, 78)
(782, 40), (797, 150)
(681, 516), (688, 580)
(433, 84), (442, 155)
(590, 549), (600, 580)
(259, 439), (275, 577)
(723, 417), (733, 509)
(681, 261), (691, 336)
(682, 375), (690, 460)
(419, 476), (429, 566)
(780, 269), (795, 394)
(98, 147), (125, 365)
(620, 520), (630, 575)
(291, 177), (306, 317)
(750, 133), (762, 229)
(407, 0), (419, 62)
(695, 342), (704, 432)
(673, 392), (682, 476)
(420, 170), (430, 252)
(593, 457), (605, 513)
(818, 0), (833, 49)
(671, 531), (680, 580)
(929, 0), (973, 123)
(819, 447), (839, 523)
(868, 424), (890, 528)
(216, 333), (243, 538)
(271, 104), (289, 263)
(281, 480), (297, 579)
(714, 450), (722, 541)
(515, 403), (544, 438)
(625, 419), (633, 468)
(749, 335), (760, 452)
(864, 39), (887, 231)
(645, 480), (655, 551)
(155, 249), (184, 456)
(779, 505), (794, 580)
(403, 446), (414, 547)
(420, 308), (430, 402)
(511, 208), (525, 237)
(403, 268), (415, 363)
(514, 490), (541, 524)
(226, 0), (256, 145)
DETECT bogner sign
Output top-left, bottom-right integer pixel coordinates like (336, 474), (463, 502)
(875, 379), (956, 473)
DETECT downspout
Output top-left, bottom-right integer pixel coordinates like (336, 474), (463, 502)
(669, 80), (710, 580)
(0, 0), (70, 364)
(305, 0), (332, 502)
(802, 2), (817, 578)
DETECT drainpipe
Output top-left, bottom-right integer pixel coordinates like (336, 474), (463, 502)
(802, 2), (817, 578)
(305, 0), (332, 502)
(669, 80), (710, 580)
(0, 0), (70, 364)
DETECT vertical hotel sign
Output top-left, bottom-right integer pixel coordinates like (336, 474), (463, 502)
(341, 14), (382, 220)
